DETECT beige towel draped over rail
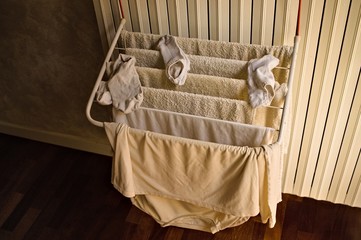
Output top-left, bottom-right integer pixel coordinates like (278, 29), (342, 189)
(85, 18), (300, 233)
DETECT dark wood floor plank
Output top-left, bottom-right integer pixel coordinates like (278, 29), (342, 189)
(37, 227), (63, 240)
(341, 206), (361, 240)
(23, 198), (62, 240)
(263, 195), (290, 240)
(252, 222), (267, 240)
(312, 199), (340, 239)
(1, 147), (64, 231)
(126, 206), (145, 224)
(12, 207), (41, 240)
(0, 229), (13, 240)
(1, 133), (361, 240)
(296, 230), (316, 240)
(163, 227), (184, 240)
(297, 197), (317, 233)
(280, 196), (301, 240)
(0, 192), (24, 227)
(130, 213), (156, 240)
(0, 139), (40, 207)
(180, 228), (213, 240)
(228, 218), (255, 240)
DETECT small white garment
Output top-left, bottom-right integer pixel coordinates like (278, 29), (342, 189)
(96, 54), (143, 113)
(247, 55), (286, 108)
(96, 81), (112, 105)
(157, 35), (190, 85)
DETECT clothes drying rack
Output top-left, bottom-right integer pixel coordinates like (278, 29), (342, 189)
(86, 20), (300, 145)
(85, 1), (301, 233)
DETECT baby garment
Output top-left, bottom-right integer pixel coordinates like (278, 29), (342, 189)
(247, 55), (287, 108)
(104, 122), (283, 233)
(96, 54), (143, 113)
(157, 35), (190, 85)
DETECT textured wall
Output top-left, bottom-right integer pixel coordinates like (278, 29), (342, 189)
(0, 0), (109, 150)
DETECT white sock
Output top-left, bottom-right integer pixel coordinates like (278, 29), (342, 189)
(157, 35), (190, 85)
(106, 54), (143, 113)
(96, 81), (112, 105)
(247, 55), (279, 108)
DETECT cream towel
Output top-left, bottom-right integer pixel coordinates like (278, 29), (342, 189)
(142, 87), (282, 129)
(112, 107), (276, 146)
(137, 67), (248, 101)
(97, 54), (143, 113)
(136, 66), (286, 108)
(104, 123), (283, 232)
(126, 48), (290, 84)
(126, 48), (248, 80)
(120, 30), (293, 68)
(125, 48), (289, 107)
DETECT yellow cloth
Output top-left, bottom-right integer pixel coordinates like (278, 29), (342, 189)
(104, 123), (282, 233)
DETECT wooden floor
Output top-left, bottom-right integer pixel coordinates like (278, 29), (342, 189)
(1, 134), (361, 240)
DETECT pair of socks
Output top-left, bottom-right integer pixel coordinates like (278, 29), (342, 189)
(247, 55), (287, 108)
(96, 54), (143, 113)
(157, 35), (190, 85)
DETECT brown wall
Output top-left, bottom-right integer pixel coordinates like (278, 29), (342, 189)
(0, 0), (110, 154)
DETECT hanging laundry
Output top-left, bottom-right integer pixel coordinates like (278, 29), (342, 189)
(247, 55), (287, 108)
(104, 122), (283, 233)
(157, 35), (190, 85)
(96, 54), (143, 113)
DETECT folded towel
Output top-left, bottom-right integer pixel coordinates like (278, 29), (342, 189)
(141, 87), (282, 129)
(125, 48), (289, 86)
(96, 54), (143, 113)
(136, 67), (248, 101)
(112, 107), (276, 146)
(126, 48), (247, 80)
(120, 30), (293, 68)
(157, 35), (190, 85)
(247, 55), (287, 108)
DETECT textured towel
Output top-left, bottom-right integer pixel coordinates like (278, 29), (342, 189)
(136, 67), (248, 101)
(247, 55), (287, 108)
(126, 48), (248, 80)
(126, 48), (289, 84)
(157, 35), (190, 85)
(120, 30), (293, 68)
(136, 66), (286, 108)
(112, 107), (276, 146)
(141, 87), (282, 129)
(126, 48), (289, 107)
(98, 54), (143, 113)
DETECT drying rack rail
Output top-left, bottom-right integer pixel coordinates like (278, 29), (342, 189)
(86, 18), (300, 144)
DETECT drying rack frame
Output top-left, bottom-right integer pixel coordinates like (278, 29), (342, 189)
(86, 18), (300, 144)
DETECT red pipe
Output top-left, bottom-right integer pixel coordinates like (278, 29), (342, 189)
(296, 0), (302, 36)
(119, 0), (125, 19)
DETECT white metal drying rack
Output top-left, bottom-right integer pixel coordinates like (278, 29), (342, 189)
(86, 18), (300, 144)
